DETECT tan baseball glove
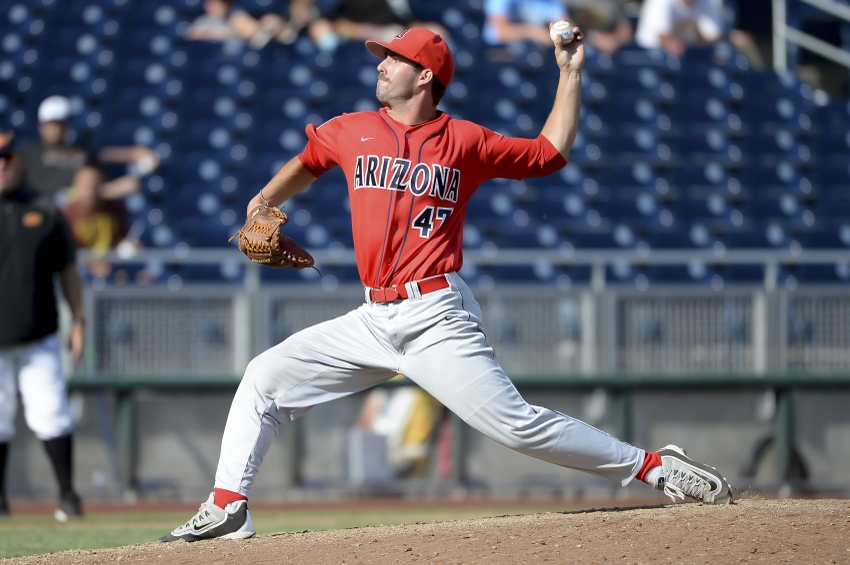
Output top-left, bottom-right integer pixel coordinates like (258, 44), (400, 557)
(229, 205), (319, 272)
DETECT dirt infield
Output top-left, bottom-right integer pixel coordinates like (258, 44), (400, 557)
(6, 497), (849, 564)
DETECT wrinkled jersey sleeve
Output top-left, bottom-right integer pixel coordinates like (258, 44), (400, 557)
(476, 125), (567, 182)
(298, 115), (345, 177)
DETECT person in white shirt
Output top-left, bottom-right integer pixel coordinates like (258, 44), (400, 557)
(635, 0), (724, 57)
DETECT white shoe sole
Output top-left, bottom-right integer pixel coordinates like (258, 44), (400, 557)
(220, 531), (256, 540)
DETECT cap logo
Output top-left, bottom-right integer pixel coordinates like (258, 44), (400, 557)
(395, 29), (411, 39)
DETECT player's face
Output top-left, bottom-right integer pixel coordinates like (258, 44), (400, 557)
(375, 52), (423, 105)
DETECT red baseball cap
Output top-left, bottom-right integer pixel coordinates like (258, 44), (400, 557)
(366, 28), (454, 88)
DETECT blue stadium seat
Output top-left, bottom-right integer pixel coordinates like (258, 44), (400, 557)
(815, 198), (850, 222)
(573, 231), (620, 249)
(677, 64), (739, 95)
(811, 127), (850, 157)
(670, 162), (739, 191)
(720, 264), (764, 282)
(611, 46), (670, 69)
(813, 156), (850, 189)
(813, 99), (850, 127)
(723, 223), (790, 249)
(795, 264), (850, 283)
(474, 219), (540, 248)
(741, 94), (813, 131)
(679, 44), (740, 68)
(672, 94), (740, 131)
(607, 66), (666, 93)
(131, 1), (187, 34)
(802, 225), (850, 249)
(648, 264), (711, 283)
(742, 161), (812, 191)
(605, 96), (667, 126)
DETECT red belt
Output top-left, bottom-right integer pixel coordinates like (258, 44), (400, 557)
(368, 275), (450, 304)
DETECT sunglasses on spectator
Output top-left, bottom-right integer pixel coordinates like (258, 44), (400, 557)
(0, 152), (17, 162)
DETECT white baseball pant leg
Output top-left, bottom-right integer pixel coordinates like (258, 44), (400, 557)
(215, 273), (644, 496)
(0, 334), (74, 443)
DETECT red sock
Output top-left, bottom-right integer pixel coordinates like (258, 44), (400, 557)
(213, 488), (248, 509)
(636, 451), (662, 483)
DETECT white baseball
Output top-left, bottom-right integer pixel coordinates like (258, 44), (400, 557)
(550, 21), (575, 45)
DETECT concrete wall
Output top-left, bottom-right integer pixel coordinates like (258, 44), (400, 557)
(5, 388), (850, 504)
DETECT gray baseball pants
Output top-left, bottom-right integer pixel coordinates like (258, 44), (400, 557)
(215, 272), (644, 496)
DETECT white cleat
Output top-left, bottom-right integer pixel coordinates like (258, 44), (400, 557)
(656, 445), (733, 505)
(159, 493), (255, 542)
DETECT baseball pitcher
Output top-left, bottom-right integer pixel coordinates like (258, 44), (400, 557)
(160, 24), (732, 543)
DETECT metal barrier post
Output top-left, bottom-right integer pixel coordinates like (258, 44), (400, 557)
(610, 389), (633, 445)
(451, 412), (467, 484)
(773, 0), (788, 73)
(284, 418), (304, 486)
(774, 387), (794, 480)
(115, 390), (136, 492)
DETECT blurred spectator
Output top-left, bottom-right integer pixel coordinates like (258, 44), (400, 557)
(0, 131), (84, 522)
(19, 96), (159, 198)
(563, 0), (633, 55)
(185, 0), (296, 48)
(483, 0), (632, 55)
(483, 0), (568, 49)
(62, 164), (139, 281)
(635, 0), (724, 57)
(354, 383), (441, 478)
(304, 0), (450, 52)
(61, 165), (132, 253)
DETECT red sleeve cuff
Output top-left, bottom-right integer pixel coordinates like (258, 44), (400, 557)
(297, 152), (329, 178)
(538, 134), (568, 168)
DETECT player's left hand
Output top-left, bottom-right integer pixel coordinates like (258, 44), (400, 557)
(551, 24), (585, 73)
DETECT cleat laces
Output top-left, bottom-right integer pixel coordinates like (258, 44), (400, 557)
(661, 468), (712, 503)
(178, 502), (217, 533)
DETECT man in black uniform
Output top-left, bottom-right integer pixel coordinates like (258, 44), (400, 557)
(0, 131), (85, 521)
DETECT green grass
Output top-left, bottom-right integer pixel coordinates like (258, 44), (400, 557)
(0, 505), (565, 559)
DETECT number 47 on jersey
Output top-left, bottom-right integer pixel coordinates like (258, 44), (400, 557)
(413, 206), (453, 238)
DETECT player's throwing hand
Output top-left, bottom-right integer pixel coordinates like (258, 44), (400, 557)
(550, 23), (585, 73)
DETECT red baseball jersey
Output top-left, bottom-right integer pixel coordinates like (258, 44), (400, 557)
(298, 108), (567, 288)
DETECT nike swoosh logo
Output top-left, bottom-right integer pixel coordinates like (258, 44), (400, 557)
(361, 137), (374, 142)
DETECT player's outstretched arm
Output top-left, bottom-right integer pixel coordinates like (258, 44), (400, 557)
(540, 24), (585, 160)
(246, 155), (317, 216)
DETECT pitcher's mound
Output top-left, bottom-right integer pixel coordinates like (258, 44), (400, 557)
(8, 498), (850, 564)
